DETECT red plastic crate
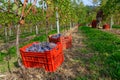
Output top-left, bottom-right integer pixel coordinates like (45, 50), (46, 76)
(63, 35), (72, 50)
(44, 53), (64, 72)
(48, 34), (63, 44)
(103, 24), (110, 30)
(48, 34), (72, 50)
(20, 42), (63, 72)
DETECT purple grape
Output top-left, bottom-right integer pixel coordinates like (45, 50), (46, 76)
(49, 43), (56, 49)
(26, 48), (29, 52)
(32, 44), (36, 47)
(26, 42), (57, 52)
(38, 47), (44, 52)
(43, 47), (49, 51)
(51, 34), (61, 39)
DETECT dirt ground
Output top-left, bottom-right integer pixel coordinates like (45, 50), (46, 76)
(0, 27), (95, 80)
(102, 28), (120, 36)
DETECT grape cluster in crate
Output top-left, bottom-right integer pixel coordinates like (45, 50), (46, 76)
(51, 34), (62, 39)
(26, 42), (56, 52)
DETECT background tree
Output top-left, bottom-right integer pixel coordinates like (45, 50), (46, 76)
(99, 0), (120, 28)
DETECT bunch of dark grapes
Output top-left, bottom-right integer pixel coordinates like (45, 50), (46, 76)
(51, 34), (61, 39)
(26, 42), (56, 52)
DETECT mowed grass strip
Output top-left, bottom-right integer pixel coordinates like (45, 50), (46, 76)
(79, 26), (120, 79)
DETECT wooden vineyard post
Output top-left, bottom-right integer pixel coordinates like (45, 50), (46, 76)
(4, 27), (8, 42)
(36, 25), (38, 35)
(56, 11), (60, 34)
(110, 15), (114, 30)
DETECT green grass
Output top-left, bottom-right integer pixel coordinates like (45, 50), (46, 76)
(0, 52), (7, 62)
(80, 26), (120, 53)
(112, 25), (120, 29)
(0, 47), (16, 62)
(79, 26), (120, 79)
(75, 77), (88, 80)
(0, 47), (17, 73)
(20, 32), (35, 38)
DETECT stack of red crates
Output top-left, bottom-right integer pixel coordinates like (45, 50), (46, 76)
(48, 34), (72, 50)
(20, 42), (64, 72)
